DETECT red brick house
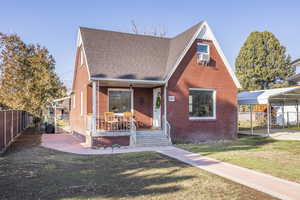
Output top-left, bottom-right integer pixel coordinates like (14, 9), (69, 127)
(70, 21), (241, 147)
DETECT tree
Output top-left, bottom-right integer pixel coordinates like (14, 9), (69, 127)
(130, 20), (167, 37)
(0, 33), (66, 115)
(235, 31), (294, 90)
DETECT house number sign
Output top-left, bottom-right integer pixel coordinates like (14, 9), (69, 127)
(168, 96), (175, 102)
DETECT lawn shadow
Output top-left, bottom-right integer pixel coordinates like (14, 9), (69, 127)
(0, 132), (196, 200)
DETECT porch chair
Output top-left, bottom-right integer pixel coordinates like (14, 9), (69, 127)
(104, 112), (118, 130)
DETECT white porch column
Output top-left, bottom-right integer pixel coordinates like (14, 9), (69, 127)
(163, 84), (170, 142)
(92, 81), (97, 135)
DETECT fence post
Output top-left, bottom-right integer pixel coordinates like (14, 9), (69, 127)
(4, 111), (6, 147)
(11, 110), (13, 140)
(17, 111), (19, 134)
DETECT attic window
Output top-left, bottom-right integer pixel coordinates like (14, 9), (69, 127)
(197, 43), (209, 53)
(197, 43), (210, 65)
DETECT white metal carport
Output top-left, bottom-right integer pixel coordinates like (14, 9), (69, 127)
(238, 86), (300, 135)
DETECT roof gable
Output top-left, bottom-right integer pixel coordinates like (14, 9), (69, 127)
(78, 21), (241, 88)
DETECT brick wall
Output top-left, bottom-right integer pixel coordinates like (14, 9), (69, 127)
(167, 39), (238, 142)
(70, 46), (90, 135)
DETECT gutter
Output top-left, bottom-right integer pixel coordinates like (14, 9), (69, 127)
(90, 77), (165, 85)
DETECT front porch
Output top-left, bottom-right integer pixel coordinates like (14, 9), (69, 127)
(85, 79), (171, 147)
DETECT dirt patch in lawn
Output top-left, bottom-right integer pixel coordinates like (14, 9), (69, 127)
(0, 131), (278, 200)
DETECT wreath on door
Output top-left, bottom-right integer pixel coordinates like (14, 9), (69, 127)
(156, 92), (161, 109)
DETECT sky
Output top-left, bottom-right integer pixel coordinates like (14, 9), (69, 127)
(1, 0), (300, 89)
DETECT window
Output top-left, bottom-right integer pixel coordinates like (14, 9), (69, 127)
(189, 89), (216, 120)
(197, 43), (209, 54)
(108, 89), (132, 113)
(73, 95), (76, 109)
(80, 91), (83, 116)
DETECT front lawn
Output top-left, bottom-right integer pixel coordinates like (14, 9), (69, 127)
(178, 135), (300, 183)
(0, 130), (278, 200)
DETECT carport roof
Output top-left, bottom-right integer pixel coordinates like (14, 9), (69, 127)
(238, 86), (300, 105)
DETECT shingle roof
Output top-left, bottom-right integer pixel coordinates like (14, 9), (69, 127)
(80, 21), (204, 80)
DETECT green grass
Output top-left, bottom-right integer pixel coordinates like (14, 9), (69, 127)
(178, 135), (300, 183)
(0, 130), (278, 200)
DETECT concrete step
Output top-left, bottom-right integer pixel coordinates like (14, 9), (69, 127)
(135, 130), (171, 147)
(135, 142), (171, 147)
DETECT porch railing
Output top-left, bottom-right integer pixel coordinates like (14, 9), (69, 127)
(96, 115), (134, 132)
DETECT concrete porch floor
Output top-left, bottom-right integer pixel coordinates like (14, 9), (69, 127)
(41, 133), (174, 155)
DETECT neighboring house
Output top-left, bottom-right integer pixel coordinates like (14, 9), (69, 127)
(70, 21), (241, 147)
(287, 58), (300, 84)
(53, 96), (71, 119)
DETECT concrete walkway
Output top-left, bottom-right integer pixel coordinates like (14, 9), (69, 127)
(158, 148), (300, 200)
(41, 133), (300, 200)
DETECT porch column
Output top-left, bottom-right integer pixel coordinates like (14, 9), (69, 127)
(163, 84), (171, 142)
(92, 81), (97, 135)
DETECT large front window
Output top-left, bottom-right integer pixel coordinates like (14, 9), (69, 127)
(108, 89), (132, 113)
(189, 89), (216, 119)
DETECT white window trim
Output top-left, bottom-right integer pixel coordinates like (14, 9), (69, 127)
(197, 43), (210, 54)
(73, 95), (76, 109)
(107, 88), (134, 115)
(188, 88), (216, 120)
(80, 91), (83, 116)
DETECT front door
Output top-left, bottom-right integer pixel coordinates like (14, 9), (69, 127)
(153, 88), (161, 128)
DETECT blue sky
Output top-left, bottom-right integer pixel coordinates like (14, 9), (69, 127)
(1, 0), (300, 89)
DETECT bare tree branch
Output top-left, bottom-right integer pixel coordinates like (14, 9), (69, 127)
(130, 20), (167, 37)
(131, 20), (139, 34)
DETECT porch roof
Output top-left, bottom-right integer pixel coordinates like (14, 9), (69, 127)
(238, 86), (300, 105)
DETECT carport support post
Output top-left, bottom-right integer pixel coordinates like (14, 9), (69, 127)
(297, 101), (299, 128)
(250, 104), (253, 135)
(267, 102), (270, 136)
(282, 102), (285, 128)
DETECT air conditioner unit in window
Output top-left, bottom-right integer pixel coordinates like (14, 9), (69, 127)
(197, 53), (210, 65)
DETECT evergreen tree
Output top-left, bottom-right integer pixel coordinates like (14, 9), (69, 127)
(0, 33), (66, 115)
(235, 31), (294, 90)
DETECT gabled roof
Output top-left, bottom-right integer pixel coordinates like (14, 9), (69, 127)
(78, 21), (241, 88)
(238, 86), (300, 105)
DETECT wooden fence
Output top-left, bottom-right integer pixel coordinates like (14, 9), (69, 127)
(0, 110), (31, 154)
